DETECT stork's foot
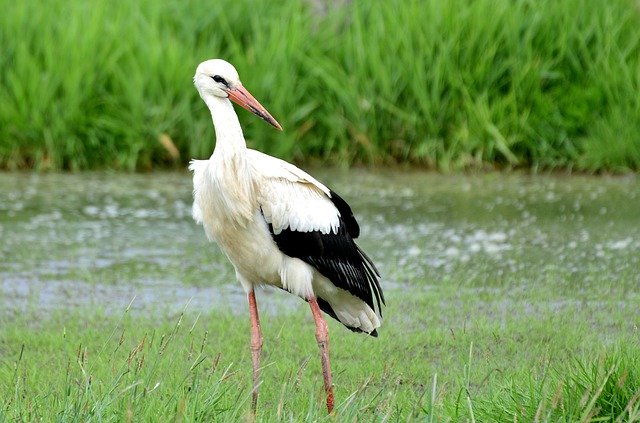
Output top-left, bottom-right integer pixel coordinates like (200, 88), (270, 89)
(308, 297), (335, 413)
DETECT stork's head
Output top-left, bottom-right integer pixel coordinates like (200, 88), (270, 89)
(194, 59), (282, 130)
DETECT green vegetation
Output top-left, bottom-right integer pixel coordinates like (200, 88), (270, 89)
(2, 287), (639, 422)
(1, 0), (639, 171)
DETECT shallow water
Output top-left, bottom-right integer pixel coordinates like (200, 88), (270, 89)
(1, 170), (638, 317)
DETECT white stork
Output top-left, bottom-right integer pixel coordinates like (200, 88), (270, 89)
(189, 59), (385, 414)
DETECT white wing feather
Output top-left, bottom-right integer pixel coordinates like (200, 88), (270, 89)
(248, 150), (341, 235)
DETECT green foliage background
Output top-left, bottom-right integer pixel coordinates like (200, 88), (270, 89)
(1, 0), (639, 171)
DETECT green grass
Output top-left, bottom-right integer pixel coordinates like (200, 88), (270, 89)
(2, 284), (639, 422)
(1, 0), (639, 171)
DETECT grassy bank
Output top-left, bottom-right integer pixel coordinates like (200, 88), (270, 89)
(0, 0), (639, 171)
(2, 288), (639, 422)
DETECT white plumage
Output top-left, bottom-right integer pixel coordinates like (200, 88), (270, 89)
(189, 59), (384, 414)
(190, 150), (380, 328)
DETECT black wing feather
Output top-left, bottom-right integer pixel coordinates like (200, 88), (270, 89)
(264, 189), (385, 321)
(327, 189), (360, 238)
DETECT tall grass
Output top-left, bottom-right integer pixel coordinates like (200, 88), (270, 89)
(0, 0), (639, 171)
(475, 353), (640, 422)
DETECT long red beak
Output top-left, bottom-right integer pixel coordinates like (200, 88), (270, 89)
(227, 84), (283, 131)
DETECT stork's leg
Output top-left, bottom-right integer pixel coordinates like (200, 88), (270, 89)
(308, 297), (335, 413)
(248, 290), (263, 415)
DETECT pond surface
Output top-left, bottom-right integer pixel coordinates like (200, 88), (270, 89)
(1, 170), (638, 317)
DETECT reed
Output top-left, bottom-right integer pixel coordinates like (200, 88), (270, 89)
(0, 0), (638, 171)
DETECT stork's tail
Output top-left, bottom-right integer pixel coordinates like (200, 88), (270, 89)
(316, 297), (379, 337)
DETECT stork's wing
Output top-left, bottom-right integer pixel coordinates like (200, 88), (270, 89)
(248, 150), (384, 317)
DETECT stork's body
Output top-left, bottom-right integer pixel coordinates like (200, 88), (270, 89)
(190, 59), (384, 414)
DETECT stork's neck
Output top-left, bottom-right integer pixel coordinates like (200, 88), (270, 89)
(202, 94), (256, 224)
(205, 95), (246, 159)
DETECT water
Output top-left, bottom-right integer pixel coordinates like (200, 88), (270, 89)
(1, 170), (638, 316)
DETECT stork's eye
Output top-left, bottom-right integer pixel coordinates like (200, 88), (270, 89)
(211, 75), (228, 86)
